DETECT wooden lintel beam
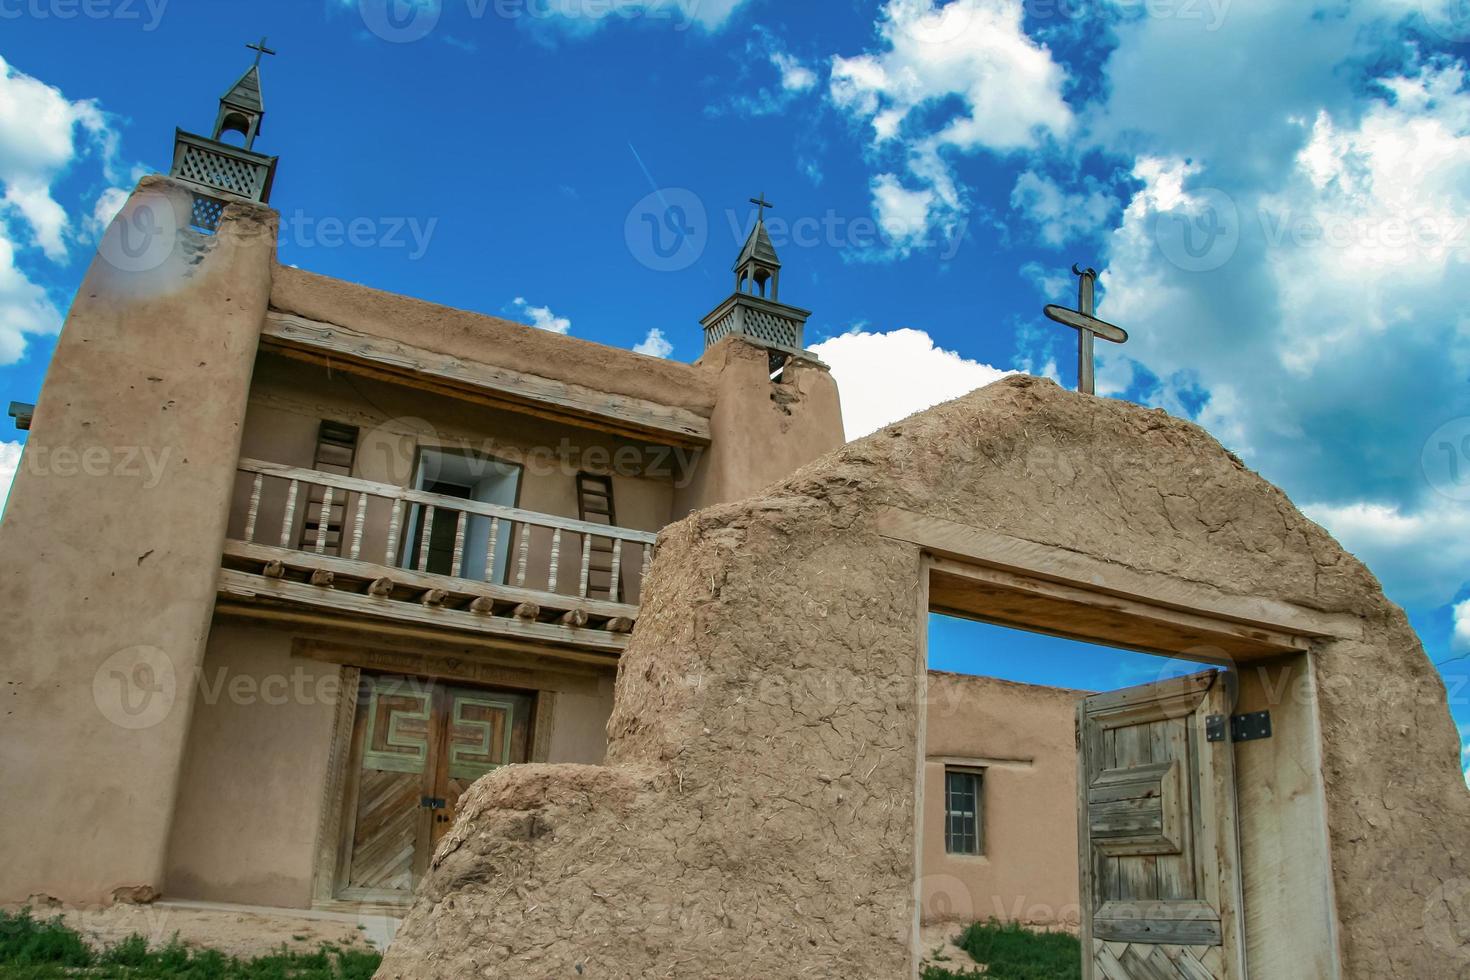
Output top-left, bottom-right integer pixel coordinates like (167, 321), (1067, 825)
(261, 311), (712, 448)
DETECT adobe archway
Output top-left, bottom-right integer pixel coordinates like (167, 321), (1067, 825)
(376, 376), (1468, 979)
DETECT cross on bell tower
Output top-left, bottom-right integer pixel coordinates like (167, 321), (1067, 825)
(733, 193), (782, 301)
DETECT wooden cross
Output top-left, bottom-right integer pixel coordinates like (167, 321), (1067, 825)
(749, 193), (775, 221)
(246, 36), (277, 68)
(1043, 265), (1129, 396)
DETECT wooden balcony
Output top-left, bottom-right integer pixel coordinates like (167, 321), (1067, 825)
(215, 459), (658, 660)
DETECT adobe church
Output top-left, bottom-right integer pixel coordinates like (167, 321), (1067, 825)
(3, 51), (1467, 980)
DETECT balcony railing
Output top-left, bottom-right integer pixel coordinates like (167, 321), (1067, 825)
(218, 459), (658, 651)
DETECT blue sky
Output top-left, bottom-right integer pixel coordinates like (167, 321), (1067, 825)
(1, 0), (1468, 771)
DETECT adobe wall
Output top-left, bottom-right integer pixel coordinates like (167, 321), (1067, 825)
(671, 337), (845, 517)
(920, 672), (1084, 930)
(0, 177), (278, 905)
(378, 375), (1470, 979)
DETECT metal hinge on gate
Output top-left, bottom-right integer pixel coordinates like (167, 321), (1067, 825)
(1205, 711), (1272, 743)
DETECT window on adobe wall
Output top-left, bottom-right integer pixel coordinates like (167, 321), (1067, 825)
(944, 767), (984, 855)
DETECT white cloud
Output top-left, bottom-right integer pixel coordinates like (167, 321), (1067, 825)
(1010, 171), (1114, 247)
(708, 31), (820, 118)
(511, 297), (571, 335)
(772, 51), (817, 93)
(871, 174), (936, 246)
(633, 327), (673, 358)
(1454, 600), (1470, 652)
(536, 0), (750, 32)
(0, 232), (61, 364)
(809, 327), (1014, 438)
(830, 0), (1072, 245)
(0, 54), (113, 260)
(0, 440), (19, 514)
(86, 185), (131, 240)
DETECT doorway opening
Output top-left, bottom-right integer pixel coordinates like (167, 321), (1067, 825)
(916, 554), (1339, 980)
(401, 447), (522, 582)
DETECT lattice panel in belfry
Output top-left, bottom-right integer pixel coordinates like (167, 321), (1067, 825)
(744, 308), (801, 348)
(190, 195), (225, 233)
(703, 310), (737, 347)
(177, 143), (264, 197)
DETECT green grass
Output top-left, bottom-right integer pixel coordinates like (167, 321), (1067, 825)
(0, 908), (381, 979)
(923, 920), (1082, 980)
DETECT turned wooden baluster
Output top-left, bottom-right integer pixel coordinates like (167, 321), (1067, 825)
(515, 523), (531, 588)
(243, 473), (264, 543)
(314, 487), (334, 554)
(385, 499), (404, 568)
(417, 506), (436, 572)
(484, 518), (501, 583)
(578, 533), (592, 599)
(547, 528), (562, 593)
(450, 511), (467, 578)
(279, 480), (300, 548)
(349, 493), (368, 560)
(609, 539), (623, 604)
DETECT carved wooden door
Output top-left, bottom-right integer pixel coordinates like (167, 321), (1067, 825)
(1076, 671), (1246, 979)
(338, 674), (532, 902)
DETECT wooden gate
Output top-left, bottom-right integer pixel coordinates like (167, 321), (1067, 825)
(336, 673), (533, 903)
(1076, 671), (1246, 979)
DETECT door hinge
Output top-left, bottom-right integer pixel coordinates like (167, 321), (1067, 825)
(1206, 711), (1272, 743)
(420, 796), (447, 810)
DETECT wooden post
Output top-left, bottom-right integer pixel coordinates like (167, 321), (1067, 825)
(349, 493), (368, 560)
(579, 533), (592, 599)
(314, 487), (334, 554)
(515, 523), (531, 588)
(243, 472), (264, 543)
(279, 480), (300, 548)
(450, 511), (466, 579)
(548, 528), (562, 593)
(485, 517), (501, 583)
(609, 539), (623, 604)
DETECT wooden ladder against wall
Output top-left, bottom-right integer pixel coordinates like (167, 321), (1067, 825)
(297, 420), (361, 556)
(576, 473), (619, 599)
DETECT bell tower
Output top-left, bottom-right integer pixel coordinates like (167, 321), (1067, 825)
(168, 38), (280, 231)
(701, 194), (812, 364)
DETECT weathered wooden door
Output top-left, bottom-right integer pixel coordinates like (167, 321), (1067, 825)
(1076, 671), (1246, 979)
(338, 674), (532, 902)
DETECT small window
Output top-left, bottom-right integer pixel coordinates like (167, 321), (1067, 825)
(945, 768), (984, 855)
